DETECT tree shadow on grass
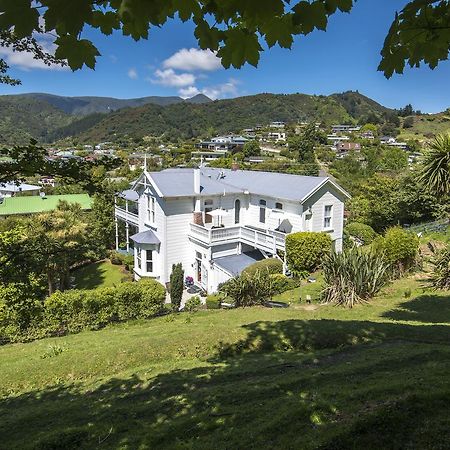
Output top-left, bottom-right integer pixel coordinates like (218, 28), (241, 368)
(72, 262), (107, 290)
(1, 319), (449, 449)
(381, 294), (450, 324)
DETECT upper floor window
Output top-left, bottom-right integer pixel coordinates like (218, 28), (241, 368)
(259, 199), (266, 224)
(275, 202), (283, 210)
(137, 248), (143, 270)
(146, 250), (153, 273)
(147, 195), (155, 223)
(324, 205), (333, 229)
(235, 199), (241, 224)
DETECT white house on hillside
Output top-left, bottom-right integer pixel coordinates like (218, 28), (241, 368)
(114, 168), (350, 293)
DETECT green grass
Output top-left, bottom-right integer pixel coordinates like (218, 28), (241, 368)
(274, 272), (324, 304)
(0, 276), (449, 449)
(72, 260), (131, 290)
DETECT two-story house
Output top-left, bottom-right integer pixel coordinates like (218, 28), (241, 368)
(114, 167), (350, 293)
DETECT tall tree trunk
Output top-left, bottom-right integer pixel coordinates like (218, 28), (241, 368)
(47, 271), (55, 296)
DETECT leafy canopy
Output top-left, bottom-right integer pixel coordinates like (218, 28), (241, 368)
(1, 0), (450, 79)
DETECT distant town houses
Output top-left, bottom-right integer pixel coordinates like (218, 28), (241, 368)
(196, 135), (248, 152)
(331, 124), (361, 133)
(380, 136), (408, 150)
(335, 142), (361, 153)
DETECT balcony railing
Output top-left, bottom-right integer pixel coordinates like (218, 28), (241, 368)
(189, 223), (286, 252)
(115, 206), (139, 226)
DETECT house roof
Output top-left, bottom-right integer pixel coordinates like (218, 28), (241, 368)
(130, 229), (160, 245)
(0, 194), (92, 216)
(137, 167), (350, 202)
(0, 182), (41, 193)
(213, 250), (265, 276)
(117, 189), (139, 202)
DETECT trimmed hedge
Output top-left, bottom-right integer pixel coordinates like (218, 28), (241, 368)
(243, 258), (283, 276)
(345, 222), (378, 245)
(206, 294), (221, 309)
(0, 279), (166, 343)
(270, 274), (302, 294)
(286, 232), (332, 274)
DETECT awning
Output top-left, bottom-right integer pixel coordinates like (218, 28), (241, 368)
(117, 189), (139, 202)
(130, 230), (160, 245)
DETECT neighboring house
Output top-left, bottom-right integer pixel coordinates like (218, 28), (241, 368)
(266, 132), (286, 143)
(114, 168), (350, 293)
(0, 182), (41, 197)
(335, 142), (361, 153)
(331, 125), (361, 133)
(196, 135), (248, 152)
(0, 194), (92, 218)
(380, 136), (408, 150)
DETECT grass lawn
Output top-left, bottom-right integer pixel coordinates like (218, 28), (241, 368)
(0, 275), (449, 449)
(72, 260), (131, 290)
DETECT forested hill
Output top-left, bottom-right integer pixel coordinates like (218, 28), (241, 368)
(0, 90), (396, 145)
(74, 92), (392, 142)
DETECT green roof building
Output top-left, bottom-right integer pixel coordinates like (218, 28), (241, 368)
(0, 194), (92, 217)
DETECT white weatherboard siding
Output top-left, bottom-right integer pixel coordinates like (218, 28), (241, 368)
(164, 197), (196, 284)
(303, 186), (344, 252)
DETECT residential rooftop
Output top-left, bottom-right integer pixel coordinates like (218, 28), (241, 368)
(0, 194), (92, 216)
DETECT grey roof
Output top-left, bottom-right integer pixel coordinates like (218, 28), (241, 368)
(142, 167), (348, 202)
(118, 189), (139, 201)
(0, 182), (41, 193)
(130, 230), (160, 245)
(213, 250), (264, 276)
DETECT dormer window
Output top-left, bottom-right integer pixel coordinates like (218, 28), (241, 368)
(259, 199), (266, 224)
(275, 202), (283, 210)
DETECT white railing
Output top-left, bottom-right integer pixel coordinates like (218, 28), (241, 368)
(189, 223), (286, 252)
(115, 206), (139, 226)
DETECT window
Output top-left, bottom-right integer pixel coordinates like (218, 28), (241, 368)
(235, 199), (241, 224)
(204, 199), (213, 224)
(147, 195), (155, 223)
(275, 202), (283, 210)
(324, 205), (333, 229)
(137, 248), (142, 270)
(259, 199), (266, 224)
(146, 250), (153, 273)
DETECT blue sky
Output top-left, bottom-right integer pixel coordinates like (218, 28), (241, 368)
(0, 0), (449, 112)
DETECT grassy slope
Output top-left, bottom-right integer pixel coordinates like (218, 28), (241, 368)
(399, 113), (450, 141)
(0, 276), (449, 449)
(72, 261), (131, 290)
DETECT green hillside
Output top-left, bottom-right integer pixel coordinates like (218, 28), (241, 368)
(331, 90), (392, 119)
(0, 96), (73, 145)
(399, 113), (450, 141)
(77, 93), (355, 142)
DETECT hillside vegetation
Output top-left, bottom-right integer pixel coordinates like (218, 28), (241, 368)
(0, 276), (449, 449)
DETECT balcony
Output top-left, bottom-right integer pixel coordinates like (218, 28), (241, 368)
(115, 206), (139, 226)
(189, 223), (286, 253)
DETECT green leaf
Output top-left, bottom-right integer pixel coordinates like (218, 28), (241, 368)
(42, 0), (93, 36)
(217, 28), (263, 68)
(89, 11), (120, 35)
(263, 15), (295, 48)
(173, 0), (201, 22)
(0, 0), (39, 38)
(194, 20), (222, 51)
(55, 35), (100, 70)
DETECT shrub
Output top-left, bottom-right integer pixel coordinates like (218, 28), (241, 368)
(373, 226), (419, 274)
(206, 294), (221, 309)
(431, 245), (450, 290)
(286, 232), (332, 274)
(243, 258), (283, 276)
(184, 296), (201, 312)
(322, 247), (391, 308)
(220, 270), (275, 307)
(345, 222), (378, 245)
(269, 274), (302, 294)
(170, 263), (184, 311)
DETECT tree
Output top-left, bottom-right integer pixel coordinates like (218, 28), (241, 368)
(0, 1), (449, 83)
(169, 263), (184, 311)
(242, 140), (261, 157)
(419, 133), (450, 200)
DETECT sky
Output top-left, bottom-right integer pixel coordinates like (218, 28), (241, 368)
(0, 0), (449, 113)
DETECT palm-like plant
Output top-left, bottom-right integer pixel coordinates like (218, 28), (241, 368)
(419, 134), (450, 199)
(430, 246), (450, 290)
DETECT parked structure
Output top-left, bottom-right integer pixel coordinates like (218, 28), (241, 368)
(114, 168), (350, 293)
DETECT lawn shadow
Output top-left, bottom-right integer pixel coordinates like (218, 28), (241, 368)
(381, 293), (450, 324)
(1, 319), (449, 449)
(72, 262), (107, 290)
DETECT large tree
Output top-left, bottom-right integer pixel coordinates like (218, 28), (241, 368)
(0, 1), (450, 82)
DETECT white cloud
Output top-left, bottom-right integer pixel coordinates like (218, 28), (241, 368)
(163, 48), (222, 72)
(178, 86), (200, 99)
(201, 79), (239, 100)
(127, 67), (138, 79)
(0, 36), (67, 72)
(151, 68), (196, 87)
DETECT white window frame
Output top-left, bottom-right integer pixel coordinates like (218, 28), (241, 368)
(146, 249), (153, 273)
(137, 248), (143, 270)
(147, 195), (156, 224)
(323, 205), (333, 230)
(259, 199), (267, 224)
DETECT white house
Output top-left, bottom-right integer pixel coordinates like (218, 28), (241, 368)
(114, 168), (350, 293)
(0, 182), (41, 197)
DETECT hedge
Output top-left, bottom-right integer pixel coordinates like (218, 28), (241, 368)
(270, 274), (302, 294)
(0, 279), (166, 343)
(286, 232), (332, 274)
(345, 222), (378, 245)
(243, 258), (283, 276)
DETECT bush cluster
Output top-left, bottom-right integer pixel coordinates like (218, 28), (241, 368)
(431, 245), (450, 290)
(242, 258), (283, 276)
(206, 294), (222, 309)
(286, 232), (332, 274)
(345, 222), (378, 245)
(109, 251), (134, 272)
(0, 279), (166, 344)
(269, 274), (302, 294)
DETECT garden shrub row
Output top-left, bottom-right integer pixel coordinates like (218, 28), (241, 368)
(242, 258), (283, 276)
(0, 279), (166, 344)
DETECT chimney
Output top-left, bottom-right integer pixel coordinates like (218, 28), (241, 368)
(194, 168), (201, 194)
(231, 162), (239, 172)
